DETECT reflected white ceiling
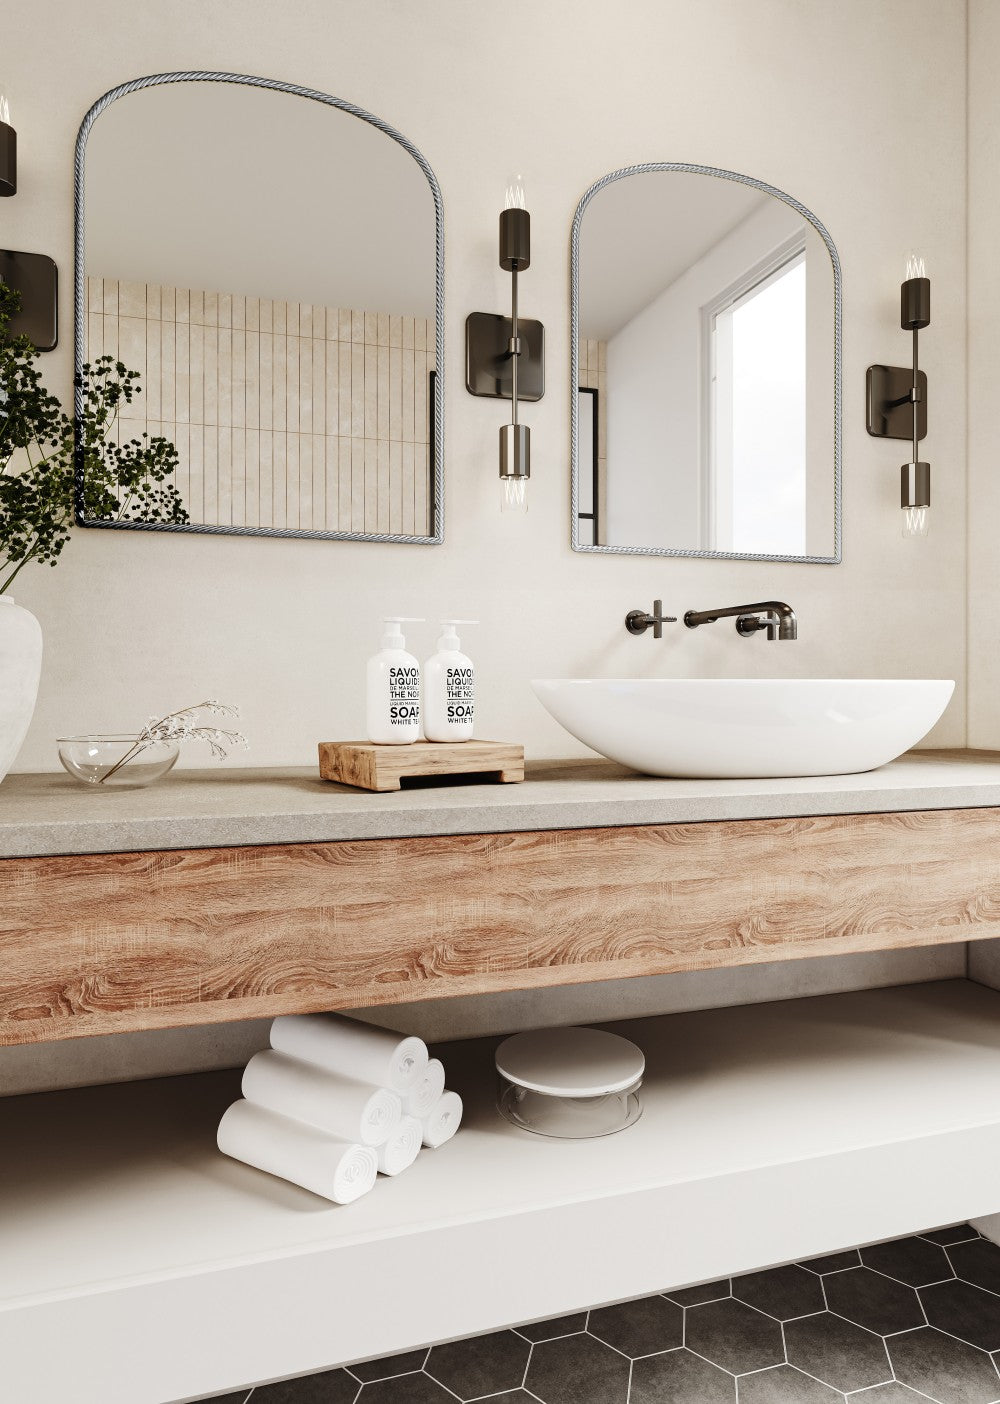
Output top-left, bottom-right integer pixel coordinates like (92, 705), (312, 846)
(85, 81), (436, 317)
(579, 173), (771, 340)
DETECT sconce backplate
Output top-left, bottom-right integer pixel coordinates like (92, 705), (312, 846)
(0, 249), (58, 351)
(866, 364), (927, 441)
(465, 312), (545, 401)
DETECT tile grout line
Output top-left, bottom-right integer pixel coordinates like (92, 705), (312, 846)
(520, 1338), (534, 1391)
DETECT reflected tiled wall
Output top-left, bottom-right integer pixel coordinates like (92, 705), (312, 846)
(85, 278), (435, 535)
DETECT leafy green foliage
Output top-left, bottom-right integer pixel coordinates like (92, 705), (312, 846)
(0, 280), (189, 594)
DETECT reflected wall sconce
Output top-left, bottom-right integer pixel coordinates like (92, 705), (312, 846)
(465, 175), (545, 512)
(0, 86), (15, 196)
(866, 255), (931, 538)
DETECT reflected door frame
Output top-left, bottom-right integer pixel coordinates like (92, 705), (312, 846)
(576, 385), (600, 546)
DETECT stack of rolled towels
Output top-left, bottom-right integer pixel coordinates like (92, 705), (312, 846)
(217, 1013), (463, 1204)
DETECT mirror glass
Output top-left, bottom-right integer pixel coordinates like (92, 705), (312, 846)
(77, 77), (442, 541)
(573, 166), (840, 561)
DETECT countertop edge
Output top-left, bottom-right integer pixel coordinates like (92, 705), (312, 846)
(5, 768), (1000, 858)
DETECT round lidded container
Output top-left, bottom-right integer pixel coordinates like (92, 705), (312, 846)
(495, 1026), (644, 1139)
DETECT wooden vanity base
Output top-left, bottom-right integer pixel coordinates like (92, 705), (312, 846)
(2, 805), (1000, 1046)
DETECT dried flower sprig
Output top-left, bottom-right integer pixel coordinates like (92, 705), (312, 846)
(98, 700), (247, 784)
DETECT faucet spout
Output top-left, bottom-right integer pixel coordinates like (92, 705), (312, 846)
(684, 600), (798, 641)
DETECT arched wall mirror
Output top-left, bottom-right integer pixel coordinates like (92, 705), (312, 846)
(571, 164), (841, 563)
(74, 72), (444, 543)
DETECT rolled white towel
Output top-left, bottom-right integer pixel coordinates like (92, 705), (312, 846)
(422, 1090), (463, 1149)
(271, 1012), (428, 1093)
(242, 1049), (402, 1147)
(404, 1057), (446, 1120)
(376, 1115), (423, 1176)
(217, 1100), (377, 1204)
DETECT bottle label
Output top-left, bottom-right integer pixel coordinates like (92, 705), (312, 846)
(388, 665), (420, 726)
(445, 666), (475, 724)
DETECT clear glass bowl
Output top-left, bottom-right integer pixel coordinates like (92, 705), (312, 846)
(57, 735), (180, 789)
(498, 1078), (642, 1139)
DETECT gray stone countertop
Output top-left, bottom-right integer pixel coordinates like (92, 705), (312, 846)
(2, 750), (1000, 858)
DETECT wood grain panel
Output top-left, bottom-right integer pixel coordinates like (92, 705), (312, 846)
(2, 807), (1000, 1047)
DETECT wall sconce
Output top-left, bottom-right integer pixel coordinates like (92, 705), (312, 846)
(866, 255), (931, 538)
(465, 175), (545, 513)
(0, 250), (58, 350)
(0, 86), (15, 197)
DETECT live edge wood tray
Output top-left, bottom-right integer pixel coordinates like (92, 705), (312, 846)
(3, 805), (1000, 1047)
(318, 739), (524, 792)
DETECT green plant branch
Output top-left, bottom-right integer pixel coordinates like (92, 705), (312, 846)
(0, 279), (189, 594)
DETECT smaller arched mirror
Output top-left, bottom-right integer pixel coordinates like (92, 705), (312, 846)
(571, 165), (841, 563)
(75, 73), (444, 543)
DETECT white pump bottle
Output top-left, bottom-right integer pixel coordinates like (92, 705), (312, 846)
(366, 617), (423, 744)
(424, 620), (478, 742)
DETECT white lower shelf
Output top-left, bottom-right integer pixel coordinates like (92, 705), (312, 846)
(4, 979), (1000, 1404)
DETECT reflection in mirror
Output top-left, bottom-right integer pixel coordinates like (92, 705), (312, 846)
(76, 75), (443, 542)
(572, 166), (840, 561)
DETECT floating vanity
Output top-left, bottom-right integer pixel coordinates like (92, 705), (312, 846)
(2, 752), (1000, 1046)
(5, 753), (1000, 1403)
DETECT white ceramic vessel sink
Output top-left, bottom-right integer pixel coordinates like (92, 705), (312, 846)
(532, 678), (955, 779)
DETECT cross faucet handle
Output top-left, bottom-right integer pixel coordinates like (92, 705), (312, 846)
(625, 600), (678, 639)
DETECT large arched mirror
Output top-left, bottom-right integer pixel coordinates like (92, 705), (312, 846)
(75, 73), (444, 543)
(571, 164), (841, 563)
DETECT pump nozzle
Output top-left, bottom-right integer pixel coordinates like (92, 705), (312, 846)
(437, 619), (479, 650)
(380, 616), (424, 650)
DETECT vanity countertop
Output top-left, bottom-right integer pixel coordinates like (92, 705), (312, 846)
(3, 750), (1000, 858)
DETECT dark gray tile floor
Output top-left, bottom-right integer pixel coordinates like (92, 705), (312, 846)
(204, 1225), (1000, 1404)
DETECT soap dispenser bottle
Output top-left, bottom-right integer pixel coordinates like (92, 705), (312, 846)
(424, 620), (477, 742)
(367, 617), (423, 744)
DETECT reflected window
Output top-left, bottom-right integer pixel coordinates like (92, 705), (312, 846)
(707, 247), (806, 555)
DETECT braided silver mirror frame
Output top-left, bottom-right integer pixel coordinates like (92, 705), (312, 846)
(570, 162), (841, 564)
(74, 70), (444, 545)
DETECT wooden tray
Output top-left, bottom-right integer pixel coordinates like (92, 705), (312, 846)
(318, 740), (525, 792)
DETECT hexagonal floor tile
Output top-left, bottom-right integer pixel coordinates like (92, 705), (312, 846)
(630, 1348), (735, 1403)
(861, 1236), (953, 1287)
(359, 1378), (456, 1404)
(888, 1326), (1000, 1404)
(920, 1279), (1000, 1352)
(524, 1332), (630, 1404)
(685, 1297), (784, 1375)
(471, 1396), (537, 1402)
(921, 1224), (981, 1246)
(784, 1311), (891, 1393)
(736, 1363), (843, 1402)
(951, 1238), (1000, 1296)
(350, 1350), (428, 1383)
(848, 1385), (932, 1402)
(824, 1265), (924, 1336)
(425, 1329), (530, 1400)
(514, 1313), (587, 1343)
(589, 1294), (682, 1358)
(664, 1278), (731, 1306)
(253, 1369), (359, 1402)
(800, 1249), (861, 1275)
(733, 1263), (825, 1321)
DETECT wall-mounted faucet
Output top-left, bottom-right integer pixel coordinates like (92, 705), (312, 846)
(684, 601), (798, 641)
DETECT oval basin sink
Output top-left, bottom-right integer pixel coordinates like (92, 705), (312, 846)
(531, 678), (955, 779)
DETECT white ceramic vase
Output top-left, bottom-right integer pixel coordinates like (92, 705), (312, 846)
(0, 596), (43, 784)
